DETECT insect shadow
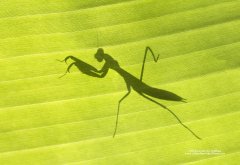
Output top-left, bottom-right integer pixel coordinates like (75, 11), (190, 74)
(58, 47), (201, 140)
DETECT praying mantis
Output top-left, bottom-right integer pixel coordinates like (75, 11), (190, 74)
(59, 47), (201, 140)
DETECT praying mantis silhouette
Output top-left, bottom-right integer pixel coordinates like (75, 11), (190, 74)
(58, 47), (201, 140)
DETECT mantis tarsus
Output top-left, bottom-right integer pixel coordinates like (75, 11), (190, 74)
(58, 47), (201, 140)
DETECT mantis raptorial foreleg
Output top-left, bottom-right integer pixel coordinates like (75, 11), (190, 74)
(57, 56), (79, 64)
(58, 62), (76, 78)
(140, 47), (160, 82)
(113, 83), (131, 137)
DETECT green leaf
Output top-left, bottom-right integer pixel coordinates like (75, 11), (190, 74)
(0, 0), (239, 164)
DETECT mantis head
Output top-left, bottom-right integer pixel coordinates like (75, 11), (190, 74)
(95, 48), (104, 62)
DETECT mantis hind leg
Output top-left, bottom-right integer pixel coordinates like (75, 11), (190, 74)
(113, 84), (131, 138)
(138, 92), (201, 140)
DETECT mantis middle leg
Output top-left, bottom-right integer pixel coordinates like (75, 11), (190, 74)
(113, 83), (131, 137)
(140, 47), (160, 82)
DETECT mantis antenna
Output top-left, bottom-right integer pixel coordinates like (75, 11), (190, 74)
(97, 30), (99, 48)
(140, 47), (160, 82)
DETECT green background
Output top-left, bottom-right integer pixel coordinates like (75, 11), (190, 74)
(0, 0), (239, 164)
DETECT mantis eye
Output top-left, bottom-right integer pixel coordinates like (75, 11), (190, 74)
(97, 48), (104, 55)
